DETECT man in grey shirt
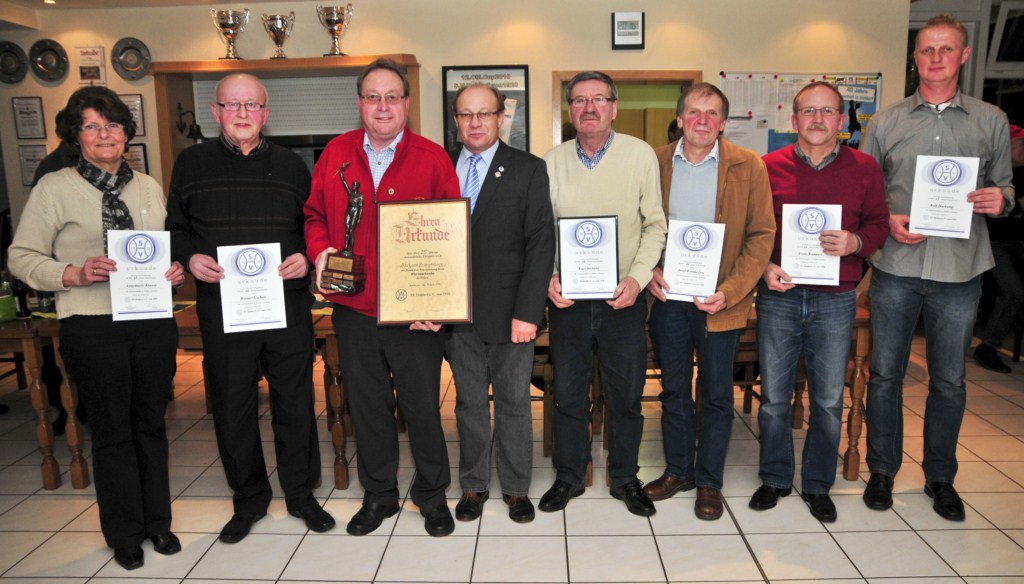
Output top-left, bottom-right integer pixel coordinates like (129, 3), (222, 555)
(859, 13), (1015, 521)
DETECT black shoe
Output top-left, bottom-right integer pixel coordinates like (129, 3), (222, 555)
(801, 492), (837, 522)
(290, 503), (336, 533)
(974, 344), (1012, 374)
(863, 473), (893, 510)
(610, 479), (656, 517)
(113, 545), (144, 570)
(149, 532), (181, 555)
(423, 503), (455, 536)
(346, 501), (400, 536)
(748, 484), (792, 510)
(538, 479), (584, 512)
(454, 491), (489, 521)
(925, 482), (965, 521)
(218, 512), (265, 544)
(503, 494), (535, 523)
(0, 403), (10, 415)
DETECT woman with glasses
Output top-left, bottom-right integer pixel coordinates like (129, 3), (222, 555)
(9, 86), (184, 571)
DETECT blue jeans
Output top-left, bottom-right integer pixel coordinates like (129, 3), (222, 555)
(866, 269), (980, 483)
(649, 299), (740, 489)
(549, 299), (647, 489)
(756, 283), (855, 494)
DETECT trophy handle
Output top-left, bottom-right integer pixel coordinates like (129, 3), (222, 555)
(286, 11), (295, 35)
(241, 8), (251, 28)
(316, 5), (327, 27)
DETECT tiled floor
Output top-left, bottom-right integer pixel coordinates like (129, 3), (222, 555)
(1, 335), (1023, 583)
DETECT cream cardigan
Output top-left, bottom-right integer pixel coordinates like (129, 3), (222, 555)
(9, 167), (168, 319)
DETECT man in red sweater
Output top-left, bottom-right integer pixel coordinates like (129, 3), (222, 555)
(304, 59), (461, 537)
(750, 82), (889, 522)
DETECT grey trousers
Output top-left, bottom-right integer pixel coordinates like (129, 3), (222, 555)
(447, 327), (534, 496)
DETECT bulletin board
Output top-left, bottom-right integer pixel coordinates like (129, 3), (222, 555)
(717, 72), (882, 155)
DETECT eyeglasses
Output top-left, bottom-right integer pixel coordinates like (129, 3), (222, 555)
(216, 101), (267, 112)
(361, 94), (406, 105)
(80, 122), (125, 135)
(569, 95), (615, 108)
(796, 106), (840, 118)
(454, 111), (502, 122)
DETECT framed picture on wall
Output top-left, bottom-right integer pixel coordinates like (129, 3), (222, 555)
(18, 144), (47, 186)
(12, 96), (46, 139)
(441, 65), (530, 153)
(124, 143), (148, 174)
(119, 93), (145, 137)
(612, 12), (645, 50)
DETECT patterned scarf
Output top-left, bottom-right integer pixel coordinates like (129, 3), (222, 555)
(76, 157), (134, 253)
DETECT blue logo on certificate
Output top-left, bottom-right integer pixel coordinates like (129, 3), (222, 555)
(235, 248), (267, 276)
(931, 159), (962, 186)
(797, 207), (827, 234)
(681, 225), (711, 251)
(574, 221), (603, 248)
(123, 233), (156, 263)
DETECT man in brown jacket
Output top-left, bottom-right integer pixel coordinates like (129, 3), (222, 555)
(642, 82), (775, 520)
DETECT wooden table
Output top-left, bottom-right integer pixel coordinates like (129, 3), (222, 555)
(0, 317), (87, 490)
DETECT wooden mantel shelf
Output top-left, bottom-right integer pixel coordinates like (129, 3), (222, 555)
(149, 53), (419, 80)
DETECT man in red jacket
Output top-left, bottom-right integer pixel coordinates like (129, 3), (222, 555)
(304, 59), (461, 537)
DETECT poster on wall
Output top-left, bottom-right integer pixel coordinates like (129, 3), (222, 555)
(442, 65), (530, 153)
(719, 71), (882, 155)
(76, 46), (107, 86)
(124, 143), (148, 174)
(11, 97), (46, 140)
(19, 145), (47, 187)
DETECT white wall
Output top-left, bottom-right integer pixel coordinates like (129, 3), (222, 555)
(0, 0), (911, 224)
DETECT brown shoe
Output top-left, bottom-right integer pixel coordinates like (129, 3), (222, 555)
(642, 474), (696, 501)
(695, 487), (723, 521)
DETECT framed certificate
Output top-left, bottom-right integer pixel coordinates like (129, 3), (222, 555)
(909, 155), (978, 239)
(124, 143), (148, 174)
(119, 93), (145, 136)
(557, 216), (619, 300)
(377, 199), (471, 325)
(12, 96), (45, 139)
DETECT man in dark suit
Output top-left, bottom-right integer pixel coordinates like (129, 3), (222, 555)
(446, 83), (555, 524)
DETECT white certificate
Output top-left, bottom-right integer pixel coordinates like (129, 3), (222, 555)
(217, 243), (287, 333)
(662, 220), (724, 302)
(558, 216), (618, 300)
(909, 155), (979, 239)
(781, 204), (842, 286)
(107, 230), (173, 321)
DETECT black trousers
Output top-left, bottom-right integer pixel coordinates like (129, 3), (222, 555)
(59, 315), (177, 549)
(332, 306), (450, 512)
(197, 290), (320, 516)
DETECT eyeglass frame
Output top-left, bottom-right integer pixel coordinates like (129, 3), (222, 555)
(360, 93), (407, 105)
(794, 106), (841, 118)
(453, 111), (503, 123)
(80, 122), (126, 135)
(568, 95), (616, 108)
(216, 101), (267, 112)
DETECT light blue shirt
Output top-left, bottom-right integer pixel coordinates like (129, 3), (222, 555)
(456, 140), (501, 212)
(669, 138), (719, 223)
(363, 131), (404, 190)
(575, 131), (615, 169)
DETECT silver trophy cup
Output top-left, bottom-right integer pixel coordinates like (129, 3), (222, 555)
(317, 4), (354, 56)
(262, 12), (294, 59)
(211, 8), (250, 60)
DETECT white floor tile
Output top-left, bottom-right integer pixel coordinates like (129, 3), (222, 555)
(746, 532), (860, 580)
(281, 533), (388, 581)
(920, 529), (1024, 576)
(658, 534), (762, 581)
(5, 531), (110, 578)
(189, 533), (302, 580)
(834, 530), (956, 577)
(94, 532), (217, 579)
(0, 495), (94, 531)
(564, 497), (652, 536)
(375, 534), (476, 582)
(472, 535), (568, 583)
(565, 535), (664, 582)
(962, 492), (1024, 529)
(0, 531), (50, 573)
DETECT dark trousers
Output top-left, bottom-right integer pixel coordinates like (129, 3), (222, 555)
(332, 306), (450, 513)
(59, 315), (177, 549)
(197, 290), (320, 516)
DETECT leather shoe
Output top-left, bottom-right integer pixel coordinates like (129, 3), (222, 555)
(113, 545), (144, 570)
(974, 344), (1012, 374)
(863, 473), (894, 510)
(801, 492), (837, 522)
(695, 487), (723, 520)
(610, 479), (656, 517)
(290, 503), (336, 533)
(454, 491), (488, 521)
(925, 482), (965, 521)
(149, 532), (181, 555)
(219, 512), (265, 544)
(503, 494), (535, 523)
(748, 484), (792, 510)
(346, 501), (400, 536)
(539, 479), (584, 512)
(642, 474), (696, 501)
(423, 503), (455, 536)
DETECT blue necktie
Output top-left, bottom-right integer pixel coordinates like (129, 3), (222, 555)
(464, 154), (481, 213)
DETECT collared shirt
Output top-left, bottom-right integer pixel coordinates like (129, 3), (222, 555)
(668, 138), (719, 223)
(861, 89), (1015, 283)
(363, 131), (404, 190)
(794, 142), (841, 171)
(575, 131), (615, 169)
(456, 140), (500, 207)
(219, 133), (268, 157)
